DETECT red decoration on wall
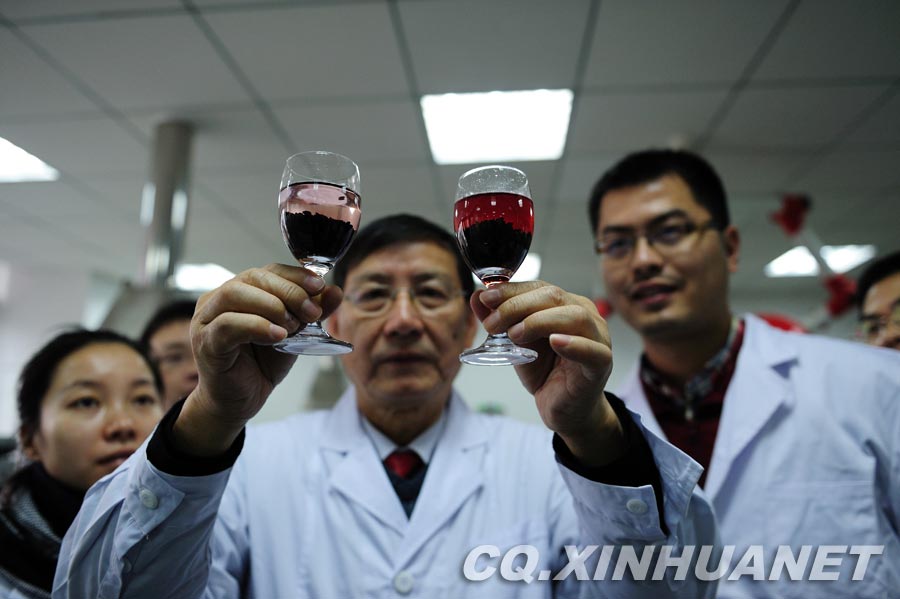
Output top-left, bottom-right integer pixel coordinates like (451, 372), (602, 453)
(770, 194), (810, 237)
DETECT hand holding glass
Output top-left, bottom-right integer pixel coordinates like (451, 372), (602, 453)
(453, 165), (537, 365)
(275, 151), (361, 355)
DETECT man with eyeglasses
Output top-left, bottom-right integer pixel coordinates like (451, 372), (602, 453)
(588, 149), (900, 598)
(56, 213), (717, 598)
(140, 299), (199, 409)
(855, 250), (900, 350)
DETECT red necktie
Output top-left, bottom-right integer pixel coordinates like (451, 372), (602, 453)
(384, 449), (423, 479)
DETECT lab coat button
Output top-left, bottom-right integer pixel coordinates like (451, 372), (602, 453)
(393, 570), (414, 594)
(626, 498), (648, 515)
(139, 488), (159, 509)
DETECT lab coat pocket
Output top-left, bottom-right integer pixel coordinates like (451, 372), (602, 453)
(764, 481), (889, 596)
(451, 519), (553, 599)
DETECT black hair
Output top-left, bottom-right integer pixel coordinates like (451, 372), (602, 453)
(588, 149), (730, 235)
(332, 214), (475, 300)
(139, 299), (197, 347)
(17, 329), (164, 448)
(856, 250), (900, 314)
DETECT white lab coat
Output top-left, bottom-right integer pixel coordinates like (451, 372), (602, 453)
(615, 314), (900, 598)
(53, 389), (717, 599)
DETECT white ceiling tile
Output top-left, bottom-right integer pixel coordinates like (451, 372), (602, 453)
(709, 85), (890, 149)
(399, 0), (590, 93)
(568, 90), (728, 153)
(132, 106), (287, 170)
(273, 99), (427, 163)
(585, 0), (789, 88)
(203, 4), (409, 101)
(555, 154), (622, 205)
(0, 0), (179, 20)
(843, 88), (900, 147)
(792, 149), (900, 193)
(703, 150), (814, 194)
(22, 14), (250, 110)
(0, 116), (149, 175)
(0, 30), (98, 118)
(754, 0), (900, 81)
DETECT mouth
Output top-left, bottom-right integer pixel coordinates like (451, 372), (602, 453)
(96, 449), (135, 467)
(629, 282), (679, 307)
(376, 353), (433, 368)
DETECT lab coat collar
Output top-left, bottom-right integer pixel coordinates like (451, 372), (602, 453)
(320, 387), (488, 543)
(703, 314), (799, 500)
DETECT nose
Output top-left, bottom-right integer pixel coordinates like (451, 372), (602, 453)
(103, 404), (137, 444)
(382, 289), (425, 339)
(630, 235), (664, 278)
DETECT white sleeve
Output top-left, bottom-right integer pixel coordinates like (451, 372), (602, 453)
(555, 410), (720, 599)
(52, 436), (248, 599)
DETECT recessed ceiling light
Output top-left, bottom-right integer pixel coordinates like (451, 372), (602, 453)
(173, 263), (235, 292)
(420, 89), (573, 165)
(0, 136), (59, 183)
(764, 245), (876, 278)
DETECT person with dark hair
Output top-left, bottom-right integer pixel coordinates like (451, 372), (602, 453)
(856, 250), (900, 350)
(0, 329), (164, 598)
(589, 148), (900, 597)
(56, 214), (717, 598)
(140, 299), (198, 409)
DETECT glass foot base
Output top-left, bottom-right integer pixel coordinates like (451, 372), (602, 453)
(459, 339), (538, 366)
(273, 329), (353, 356)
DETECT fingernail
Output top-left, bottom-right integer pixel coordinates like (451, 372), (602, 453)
(481, 289), (501, 307)
(306, 275), (325, 293)
(483, 312), (500, 332)
(269, 324), (287, 340)
(508, 322), (524, 341)
(550, 333), (572, 347)
(301, 299), (321, 321)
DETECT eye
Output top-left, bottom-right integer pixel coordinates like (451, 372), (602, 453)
(134, 394), (159, 407)
(653, 223), (690, 245)
(601, 237), (632, 258)
(69, 397), (99, 410)
(353, 287), (392, 311)
(416, 285), (451, 308)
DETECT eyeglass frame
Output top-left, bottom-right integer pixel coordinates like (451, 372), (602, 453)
(594, 212), (720, 260)
(343, 280), (468, 317)
(857, 300), (900, 342)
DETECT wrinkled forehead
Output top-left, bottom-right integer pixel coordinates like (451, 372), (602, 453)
(597, 175), (711, 230)
(344, 241), (464, 288)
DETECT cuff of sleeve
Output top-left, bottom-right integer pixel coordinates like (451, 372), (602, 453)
(147, 398), (245, 477)
(554, 392), (667, 533)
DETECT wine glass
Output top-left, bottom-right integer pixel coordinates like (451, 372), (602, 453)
(275, 151), (361, 355)
(453, 165), (537, 365)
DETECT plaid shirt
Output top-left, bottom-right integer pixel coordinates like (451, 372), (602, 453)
(639, 318), (745, 488)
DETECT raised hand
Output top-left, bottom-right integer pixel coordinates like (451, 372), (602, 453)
(471, 282), (625, 466)
(175, 264), (342, 456)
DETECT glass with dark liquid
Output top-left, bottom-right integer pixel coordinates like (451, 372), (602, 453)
(453, 165), (537, 365)
(275, 151), (361, 355)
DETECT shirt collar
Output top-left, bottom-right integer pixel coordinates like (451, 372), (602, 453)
(640, 316), (745, 409)
(360, 402), (449, 465)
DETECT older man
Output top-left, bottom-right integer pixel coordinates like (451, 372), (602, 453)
(588, 149), (900, 598)
(55, 214), (715, 598)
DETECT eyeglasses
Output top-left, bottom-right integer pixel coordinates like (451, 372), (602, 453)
(595, 218), (718, 260)
(344, 283), (465, 317)
(857, 302), (900, 342)
(155, 349), (193, 370)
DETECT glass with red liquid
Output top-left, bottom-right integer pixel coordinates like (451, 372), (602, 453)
(453, 165), (537, 365)
(275, 151), (361, 355)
